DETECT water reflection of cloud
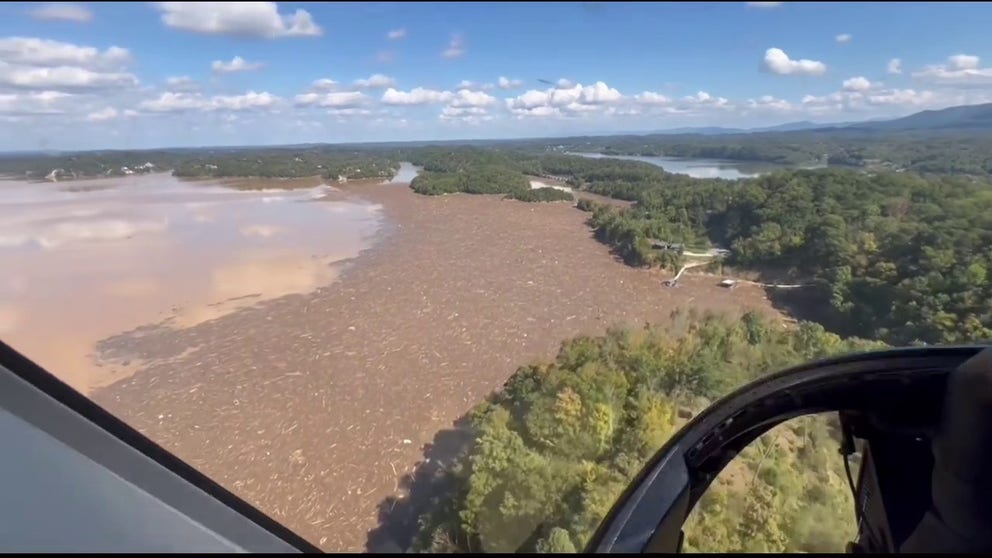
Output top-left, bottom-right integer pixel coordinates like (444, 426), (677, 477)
(209, 256), (338, 303)
(0, 305), (20, 334)
(103, 278), (161, 298)
(0, 173), (381, 392)
(239, 224), (284, 238)
(36, 218), (169, 249)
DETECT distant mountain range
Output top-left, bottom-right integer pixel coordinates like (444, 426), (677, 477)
(646, 103), (992, 136)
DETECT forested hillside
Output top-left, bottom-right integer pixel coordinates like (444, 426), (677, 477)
(571, 167), (992, 346)
(411, 310), (884, 553)
(551, 129), (992, 176)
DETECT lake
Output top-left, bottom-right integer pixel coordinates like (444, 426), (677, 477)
(571, 152), (787, 179)
(0, 168), (421, 393)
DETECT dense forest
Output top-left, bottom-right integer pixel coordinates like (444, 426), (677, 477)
(565, 165), (992, 346)
(0, 146), (400, 181)
(170, 149), (399, 180)
(410, 310), (884, 553)
(406, 147), (574, 202)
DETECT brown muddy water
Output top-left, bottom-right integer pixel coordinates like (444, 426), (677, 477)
(0, 172), (386, 393)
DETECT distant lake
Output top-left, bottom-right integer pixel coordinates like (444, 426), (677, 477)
(571, 152), (788, 179)
(388, 161), (421, 184)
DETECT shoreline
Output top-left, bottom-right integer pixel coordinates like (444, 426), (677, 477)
(90, 181), (784, 551)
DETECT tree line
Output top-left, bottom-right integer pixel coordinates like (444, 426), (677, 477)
(567, 164), (992, 346)
(411, 309), (884, 553)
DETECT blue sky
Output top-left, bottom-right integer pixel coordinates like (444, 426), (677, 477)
(1, 2), (992, 150)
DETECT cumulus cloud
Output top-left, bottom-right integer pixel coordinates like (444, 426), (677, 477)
(381, 87), (454, 105)
(887, 58), (902, 75)
(448, 88), (496, 108)
(294, 91), (367, 108)
(0, 66), (138, 90)
(682, 90), (730, 107)
(0, 91), (72, 115)
(441, 34), (465, 59)
(497, 76), (523, 90)
(0, 37), (130, 69)
(165, 75), (198, 91)
(745, 95), (793, 111)
(913, 54), (992, 85)
(505, 81), (624, 118)
(842, 76), (874, 92)
(328, 107), (372, 117)
(762, 47), (827, 76)
(456, 80), (495, 91)
(353, 73), (395, 88)
(211, 55), (264, 73)
(155, 2), (322, 39)
(0, 37), (137, 91)
(949, 54), (980, 70)
(634, 91), (672, 105)
(85, 106), (118, 122)
(28, 3), (93, 22)
(802, 86), (939, 114)
(376, 50), (394, 63)
(746, 2), (783, 7)
(139, 91), (281, 112)
(835, 33), (852, 44)
(309, 78), (339, 91)
(387, 28), (406, 40)
(440, 106), (492, 123)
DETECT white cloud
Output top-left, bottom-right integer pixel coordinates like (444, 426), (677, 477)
(949, 54), (980, 70)
(865, 88), (936, 106)
(352, 73), (395, 89)
(762, 47), (827, 76)
(913, 54), (992, 85)
(745, 95), (792, 111)
(165, 75), (198, 91)
(0, 65), (138, 90)
(456, 80), (494, 91)
(440, 106), (492, 123)
(682, 90), (731, 107)
(580, 81), (622, 103)
(505, 81), (624, 118)
(85, 106), (118, 122)
(294, 91), (367, 108)
(387, 28), (406, 40)
(449, 88), (496, 108)
(497, 76), (523, 90)
(556, 78), (574, 89)
(842, 76), (874, 92)
(211, 56), (263, 73)
(746, 2), (783, 7)
(328, 107), (372, 117)
(28, 3), (93, 23)
(377, 50), (394, 63)
(155, 2), (322, 39)
(139, 92), (208, 112)
(634, 91), (672, 105)
(139, 90), (281, 112)
(0, 37), (130, 69)
(212, 91), (279, 110)
(441, 34), (465, 59)
(835, 33), (852, 44)
(802, 86), (939, 113)
(309, 78), (339, 91)
(381, 87), (453, 105)
(0, 91), (72, 115)
(887, 58), (902, 75)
